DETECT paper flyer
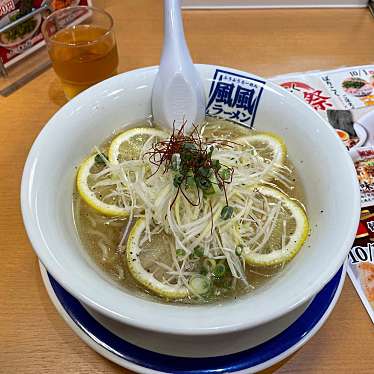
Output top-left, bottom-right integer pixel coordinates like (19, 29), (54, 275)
(272, 66), (374, 323)
(347, 208), (374, 323)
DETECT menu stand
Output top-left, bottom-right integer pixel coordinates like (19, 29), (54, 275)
(0, 48), (51, 97)
(0, 1), (54, 96)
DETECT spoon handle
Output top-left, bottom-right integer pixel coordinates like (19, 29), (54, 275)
(162, 0), (192, 67)
(152, 0), (206, 131)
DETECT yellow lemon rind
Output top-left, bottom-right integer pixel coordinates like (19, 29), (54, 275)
(127, 218), (189, 299)
(76, 154), (129, 217)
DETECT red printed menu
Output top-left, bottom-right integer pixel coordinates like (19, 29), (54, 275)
(0, 0), (89, 68)
(272, 65), (374, 323)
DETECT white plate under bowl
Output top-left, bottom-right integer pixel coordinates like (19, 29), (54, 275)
(40, 262), (346, 373)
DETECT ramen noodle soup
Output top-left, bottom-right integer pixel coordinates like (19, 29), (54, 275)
(73, 117), (309, 304)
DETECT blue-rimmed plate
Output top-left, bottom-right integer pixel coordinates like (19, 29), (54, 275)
(40, 262), (346, 374)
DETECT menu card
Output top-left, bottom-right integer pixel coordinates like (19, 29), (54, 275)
(0, 0), (89, 69)
(272, 65), (374, 323)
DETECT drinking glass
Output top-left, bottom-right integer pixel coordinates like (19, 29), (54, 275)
(42, 6), (118, 100)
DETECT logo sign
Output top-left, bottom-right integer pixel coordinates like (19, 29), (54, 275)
(206, 69), (266, 128)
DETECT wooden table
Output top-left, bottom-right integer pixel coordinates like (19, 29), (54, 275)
(1, 1), (374, 372)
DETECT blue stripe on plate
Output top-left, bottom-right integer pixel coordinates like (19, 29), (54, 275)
(48, 266), (343, 373)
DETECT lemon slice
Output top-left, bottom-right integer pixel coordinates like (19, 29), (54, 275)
(201, 118), (250, 140)
(236, 132), (287, 165)
(76, 154), (130, 217)
(108, 127), (169, 164)
(127, 218), (189, 299)
(238, 185), (309, 267)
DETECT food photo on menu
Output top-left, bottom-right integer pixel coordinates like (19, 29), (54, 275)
(327, 107), (374, 208)
(349, 206), (374, 319)
(273, 66), (374, 323)
(0, 0), (89, 68)
(342, 77), (373, 98)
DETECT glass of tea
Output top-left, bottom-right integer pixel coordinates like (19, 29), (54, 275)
(42, 6), (119, 100)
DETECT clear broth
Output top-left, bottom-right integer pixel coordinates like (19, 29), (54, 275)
(73, 117), (306, 304)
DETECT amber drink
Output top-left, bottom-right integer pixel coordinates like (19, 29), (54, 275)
(42, 7), (118, 99)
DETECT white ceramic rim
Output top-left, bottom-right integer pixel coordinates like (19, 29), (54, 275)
(21, 65), (360, 335)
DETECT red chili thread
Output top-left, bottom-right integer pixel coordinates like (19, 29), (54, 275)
(143, 119), (235, 208)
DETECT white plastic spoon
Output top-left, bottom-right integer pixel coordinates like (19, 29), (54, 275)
(152, 0), (206, 133)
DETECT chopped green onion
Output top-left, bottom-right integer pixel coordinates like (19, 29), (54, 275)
(189, 275), (210, 295)
(213, 263), (226, 278)
(181, 142), (197, 161)
(181, 153), (192, 162)
(221, 205), (233, 220)
(219, 168), (231, 181)
(203, 258), (216, 272)
(196, 177), (212, 191)
(235, 245), (243, 256)
(171, 153), (181, 171)
(173, 173), (184, 187)
(248, 148), (256, 156)
(197, 167), (212, 178)
(182, 142), (197, 152)
(176, 248), (186, 257)
(200, 267), (208, 276)
(185, 174), (195, 189)
(211, 159), (221, 171)
(193, 246), (204, 258)
(179, 162), (189, 174)
(202, 183), (217, 196)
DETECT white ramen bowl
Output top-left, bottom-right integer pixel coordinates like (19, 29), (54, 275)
(21, 65), (360, 335)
